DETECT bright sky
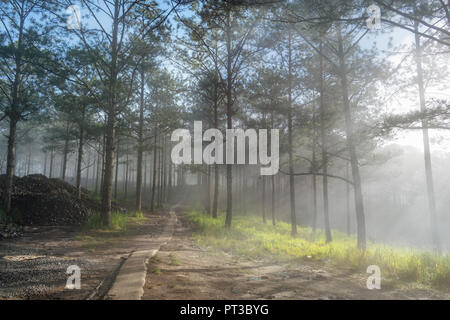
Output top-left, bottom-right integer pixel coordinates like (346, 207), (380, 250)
(363, 22), (450, 153)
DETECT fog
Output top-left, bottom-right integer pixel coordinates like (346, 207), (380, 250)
(4, 124), (450, 253)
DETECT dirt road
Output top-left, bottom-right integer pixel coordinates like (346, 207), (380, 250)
(143, 212), (450, 300)
(2, 207), (448, 300)
(0, 212), (168, 300)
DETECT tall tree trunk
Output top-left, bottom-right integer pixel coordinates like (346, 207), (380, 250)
(101, 0), (120, 226)
(157, 135), (163, 208)
(271, 174), (275, 226)
(124, 153), (129, 200)
(114, 140), (119, 199)
(49, 149), (54, 179)
(213, 163), (219, 218)
(76, 116), (85, 200)
(4, 119), (17, 213)
(136, 69), (145, 212)
(205, 165), (211, 215)
(162, 136), (167, 204)
(262, 175), (266, 223)
(167, 157), (172, 204)
(3, 10), (24, 213)
(100, 133), (106, 193)
(212, 83), (219, 218)
(61, 120), (70, 181)
(337, 25), (366, 250)
(242, 166), (247, 215)
(151, 133), (158, 212)
(287, 30), (297, 236)
(92, 156), (96, 189)
(224, 10), (233, 229)
(157, 139), (161, 208)
(269, 111), (276, 226)
(414, 21), (441, 254)
(43, 152), (48, 176)
(312, 101), (318, 233)
(346, 162), (351, 236)
(144, 154), (148, 197)
(319, 43), (332, 243)
(26, 146), (31, 175)
(95, 145), (101, 196)
(85, 150), (91, 189)
(177, 164), (181, 188)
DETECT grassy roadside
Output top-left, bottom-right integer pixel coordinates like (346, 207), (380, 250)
(84, 211), (146, 231)
(187, 211), (450, 291)
(74, 211), (147, 251)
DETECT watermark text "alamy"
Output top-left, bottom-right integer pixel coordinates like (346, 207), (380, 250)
(171, 121), (279, 176)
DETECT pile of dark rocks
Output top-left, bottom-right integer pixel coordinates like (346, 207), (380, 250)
(0, 174), (124, 227)
(0, 224), (23, 239)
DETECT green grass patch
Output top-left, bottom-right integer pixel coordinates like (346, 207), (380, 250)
(152, 267), (161, 274)
(169, 253), (181, 266)
(187, 211), (450, 290)
(84, 211), (128, 231)
(128, 211), (147, 223)
(76, 211), (149, 251)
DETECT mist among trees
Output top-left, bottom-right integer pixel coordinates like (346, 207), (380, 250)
(1, 0), (450, 300)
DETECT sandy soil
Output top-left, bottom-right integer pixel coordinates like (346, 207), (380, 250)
(143, 213), (450, 300)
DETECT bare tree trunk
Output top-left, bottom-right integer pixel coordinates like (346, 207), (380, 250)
(85, 150), (91, 189)
(287, 30), (297, 236)
(114, 140), (119, 199)
(144, 154), (148, 197)
(271, 174), (275, 226)
(337, 25), (366, 250)
(269, 111), (276, 226)
(212, 83), (219, 218)
(177, 164), (181, 188)
(136, 69), (145, 212)
(49, 149), (54, 179)
(43, 152), (47, 176)
(3, 11), (24, 213)
(166, 163), (170, 204)
(131, 162), (135, 187)
(205, 165), (211, 215)
(76, 117), (85, 200)
(225, 10), (233, 229)
(124, 153), (129, 200)
(319, 43), (332, 243)
(91, 156), (96, 188)
(61, 120), (70, 181)
(157, 139), (161, 208)
(26, 146), (31, 175)
(414, 21), (441, 254)
(162, 136), (167, 204)
(312, 101), (318, 233)
(100, 133), (106, 192)
(95, 145), (101, 196)
(101, 0), (120, 226)
(151, 133), (158, 212)
(346, 162), (351, 236)
(243, 167), (247, 215)
(213, 164), (219, 218)
(4, 119), (17, 213)
(157, 136), (163, 208)
(167, 157), (172, 204)
(261, 175), (266, 223)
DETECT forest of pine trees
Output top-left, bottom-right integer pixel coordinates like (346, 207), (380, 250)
(0, 0), (449, 256)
